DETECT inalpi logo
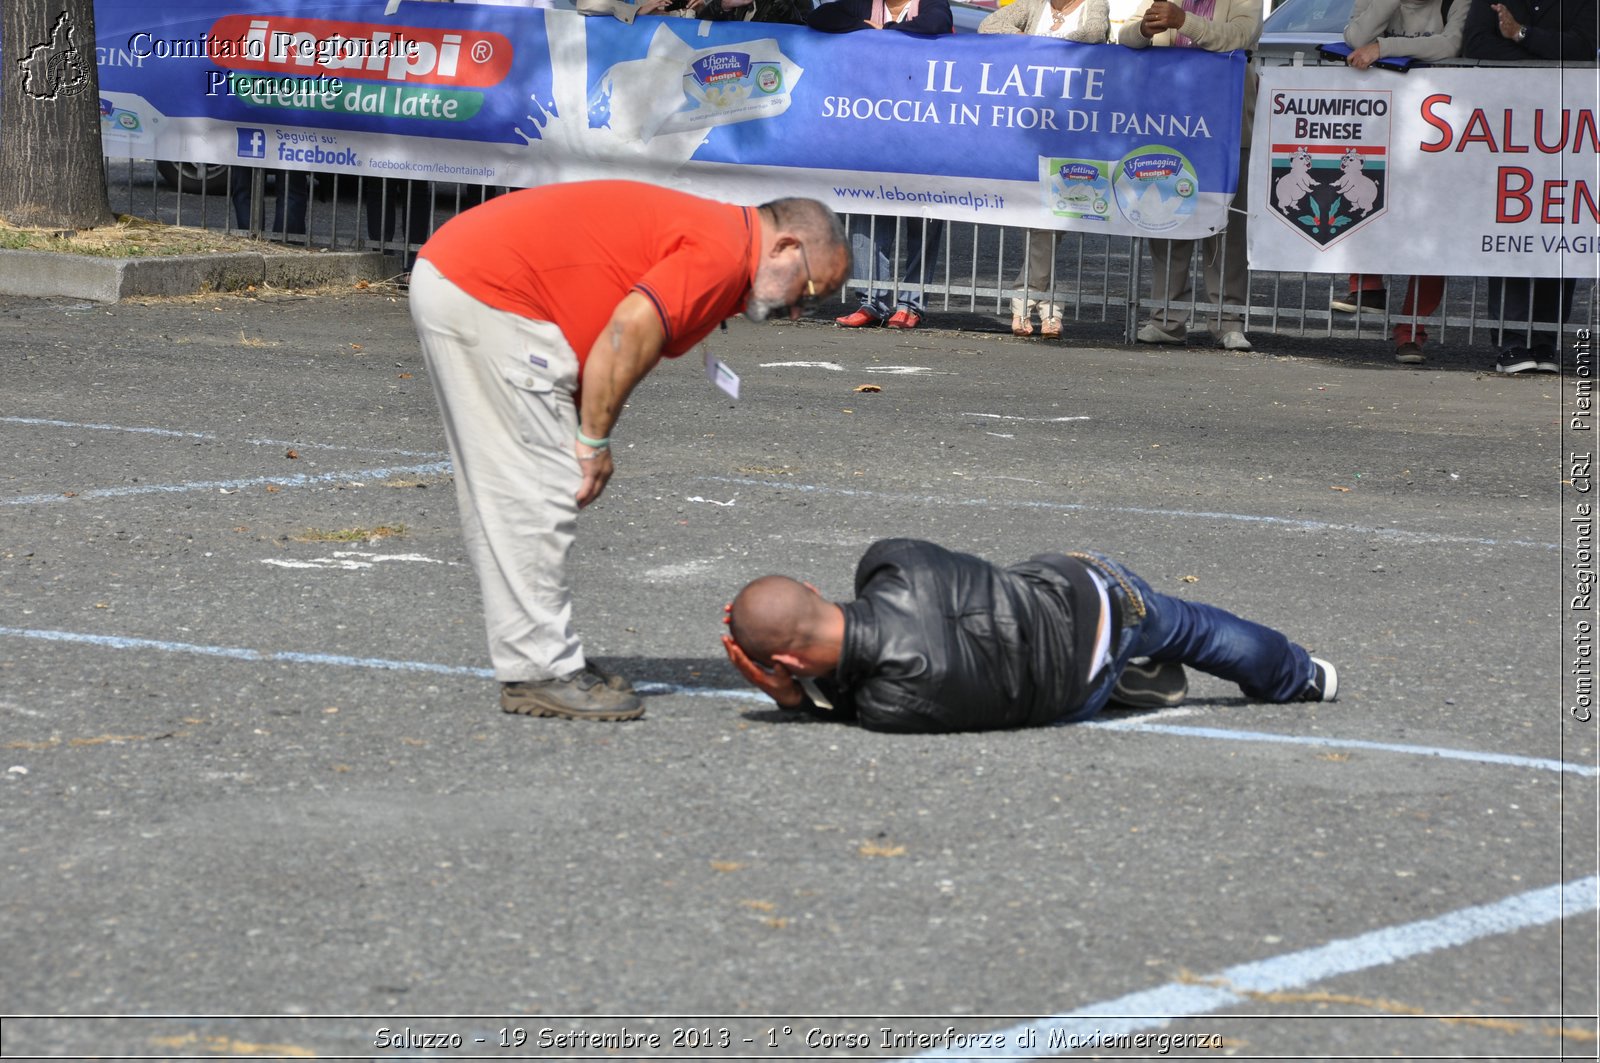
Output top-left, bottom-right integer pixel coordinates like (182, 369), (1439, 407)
(206, 16), (511, 88)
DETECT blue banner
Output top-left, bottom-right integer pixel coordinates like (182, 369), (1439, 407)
(94, 0), (1246, 235)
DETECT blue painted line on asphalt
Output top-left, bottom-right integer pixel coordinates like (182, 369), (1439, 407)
(697, 476), (1559, 551)
(0, 626), (492, 677)
(1, 416), (209, 439)
(0, 626), (1583, 768)
(0, 415), (448, 460)
(899, 876), (1600, 1060)
(1088, 719), (1599, 778)
(0, 626), (767, 702)
(0, 461), (452, 507)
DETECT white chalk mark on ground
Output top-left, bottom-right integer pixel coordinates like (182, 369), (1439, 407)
(1, 461), (453, 507)
(962, 412), (1093, 423)
(759, 362), (955, 376)
(696, 476), (1558, 551)
(261, 552), (457, 571)
(640, 558), (719, 581)
(0, 415), (447, 460)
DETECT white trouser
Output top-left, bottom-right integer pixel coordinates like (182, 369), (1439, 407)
(408, 259), (585, 682)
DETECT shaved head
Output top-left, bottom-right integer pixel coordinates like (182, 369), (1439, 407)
(728, 575), (829, 666)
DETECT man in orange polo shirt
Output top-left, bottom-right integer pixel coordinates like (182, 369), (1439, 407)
(410, 180), (849, 721)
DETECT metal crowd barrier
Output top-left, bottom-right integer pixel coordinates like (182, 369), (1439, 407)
(108, 157), (1597, 355)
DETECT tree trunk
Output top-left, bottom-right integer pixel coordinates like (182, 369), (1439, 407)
(0, 0), (113, 229)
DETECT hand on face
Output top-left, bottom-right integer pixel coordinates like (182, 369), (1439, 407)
(721, 632), (806, 707)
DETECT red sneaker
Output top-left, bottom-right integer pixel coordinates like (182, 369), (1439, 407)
(835, 308), (881, 328)
(885, 308), (921, 330)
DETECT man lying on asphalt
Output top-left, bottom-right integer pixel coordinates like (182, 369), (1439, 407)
(723, 538), (1336, 731)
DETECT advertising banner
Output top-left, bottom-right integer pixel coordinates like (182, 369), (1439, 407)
(1250, 64), (1599, 278)
(93, 0), (1247, 237)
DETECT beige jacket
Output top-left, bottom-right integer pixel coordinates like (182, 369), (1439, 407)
(979, 0), (1113, 42)
(1115, 0), (1260, 136)
(1344, 0), (1467, 59)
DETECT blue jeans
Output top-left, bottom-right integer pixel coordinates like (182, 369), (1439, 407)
(850, 216), (945, 316)
(1065, 551), (1314, 724)
(230, 167), (309, 236)
(1489, 276), (1576, 354)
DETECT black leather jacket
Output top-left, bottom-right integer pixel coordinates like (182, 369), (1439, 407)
(801, 539), (1104, 732)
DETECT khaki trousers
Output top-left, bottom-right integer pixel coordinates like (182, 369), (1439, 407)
(408, 260), (585, 682)
(1010, 228), (1060, 323)
(1143, 146), (1251, 337)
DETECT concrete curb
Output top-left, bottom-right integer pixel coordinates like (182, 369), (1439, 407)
(0, 247), (397, 303)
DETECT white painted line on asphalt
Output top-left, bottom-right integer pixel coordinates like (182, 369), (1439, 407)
(0, 626), (766, 702)
(1098, 706), (1202, 724)
(962, 412), (1093, 423)
(0, 416), (210, 441)
(0, 461), (453, 507)
(0, 625), (1588, 775)
(697, 476), (1559, 551)
(1089, 720), (1598, 777)
(0, 626), (491, 677)
(897, 876), (1600, 1060)
(0, 415), (448, 460)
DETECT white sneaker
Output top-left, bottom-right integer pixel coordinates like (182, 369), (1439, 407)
(1298, 658), (1338, 702)
(1219, 330), (1252, 351)
(1137, 322), (1185, 345)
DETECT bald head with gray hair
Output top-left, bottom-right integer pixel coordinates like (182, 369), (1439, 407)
(760, 197), (847, 254)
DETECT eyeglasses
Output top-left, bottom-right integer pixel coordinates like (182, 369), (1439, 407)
(796, 242), (818, 309)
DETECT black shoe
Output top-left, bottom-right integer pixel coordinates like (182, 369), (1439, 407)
(501, 671), (644, 720)
(1297, 657), (1338, 702)
(1331, 290), (1386, 314)
(1109, 658), (1188, 709)
(1531, 344), (1559, 373)
(1495, 347), (1537, 374)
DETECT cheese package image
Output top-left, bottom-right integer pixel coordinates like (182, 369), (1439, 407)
(587, 24), (802, 143)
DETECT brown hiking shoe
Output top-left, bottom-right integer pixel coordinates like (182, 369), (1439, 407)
(585, 661), (634, 694)
(501, 671), (645, 721)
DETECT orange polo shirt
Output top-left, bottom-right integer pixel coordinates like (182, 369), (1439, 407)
(418, 181), (760, 369)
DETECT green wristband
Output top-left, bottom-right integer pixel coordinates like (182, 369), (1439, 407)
(576, 431), (610, 450)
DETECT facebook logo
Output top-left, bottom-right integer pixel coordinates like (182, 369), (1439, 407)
(236, 128), (266, 159)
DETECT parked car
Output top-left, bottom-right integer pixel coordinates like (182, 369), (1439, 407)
(1255, 0), (1350, 60)
(156, 160), (229, 194)
(951, 0), (997, 32)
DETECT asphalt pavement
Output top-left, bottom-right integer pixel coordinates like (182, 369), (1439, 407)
(1, 286), (1594, 1060)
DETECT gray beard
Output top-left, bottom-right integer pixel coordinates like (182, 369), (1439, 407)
(744, 297), (780, 323)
